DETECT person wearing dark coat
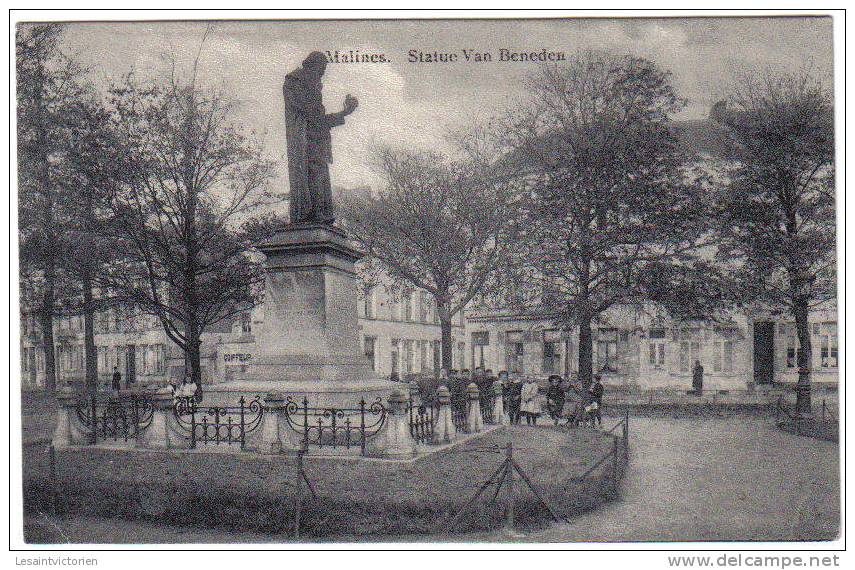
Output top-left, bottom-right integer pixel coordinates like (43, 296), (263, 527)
(692, 360), (704, 395)
(546, 375), (566, 425)
(588, 375), (605, 427)
(507, 375), (523, 425)
(111, 367), (122, 392)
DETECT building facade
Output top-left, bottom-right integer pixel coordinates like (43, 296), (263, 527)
(19, 281), (466, 390)
(464, 303), (838, 391)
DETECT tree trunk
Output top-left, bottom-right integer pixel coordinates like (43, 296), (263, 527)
(38, 283), (57, 396)
(793, 292), (813, 417)
(82, 274), (98, 393)
(440, 316), (454, 373)
(578, 315), (593, 391)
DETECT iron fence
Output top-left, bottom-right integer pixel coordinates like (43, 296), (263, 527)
(283, 396), (387, 456)
(450, 393), (468, 433)
(172, 395), (264, 449)
(74, 393), (154, 444)
(408, 398), (436, 444)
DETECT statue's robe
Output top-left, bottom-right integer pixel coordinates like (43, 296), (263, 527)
(282, 67), (344, 224)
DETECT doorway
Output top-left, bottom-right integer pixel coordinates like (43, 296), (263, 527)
(753, 322), (775, 385)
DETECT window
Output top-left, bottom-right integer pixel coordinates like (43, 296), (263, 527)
(713, 340), (734, 373)
(506, 331), (524, 373)
(680, 341), (701, 373)
(390, 339), (400, 376)
(420, 340), (428, 371)
(364, 336), (376, 371)
(820, 330), (838, 368)
(390, 297), (401, 322)
(404, 291), (414, 322)
(420, 292), (430, 323)
(457, 341), (466, 371)
(596, 328), (618, 373)
(241, 312), (252, 334)
(363, 287), (375, 319)
(543, 330), (561, 374)
(97, 346), (107, 372)
(648, 342), (666, 367)
(786, 333), (797, 368)
(403, 340), (414, 373)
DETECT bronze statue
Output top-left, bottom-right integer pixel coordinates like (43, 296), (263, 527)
(283, 51), (358, 225)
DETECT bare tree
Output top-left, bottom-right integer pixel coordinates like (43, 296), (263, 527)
(496, 53), (709, 388)
(340, 143), (516, 371)
(713, 70), (834, 416)
(104, 59), (277, 389)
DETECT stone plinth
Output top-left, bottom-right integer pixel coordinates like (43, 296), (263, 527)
(251, 223), (371, 383)
(230, 222), (398, 409)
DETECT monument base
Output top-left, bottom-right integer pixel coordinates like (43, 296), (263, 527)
(204, 378), (402, 409)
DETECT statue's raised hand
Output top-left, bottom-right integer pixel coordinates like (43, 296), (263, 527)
(343, 94), (359, 115)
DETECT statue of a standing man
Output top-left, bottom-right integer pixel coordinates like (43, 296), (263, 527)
(283, 51), (358, 225)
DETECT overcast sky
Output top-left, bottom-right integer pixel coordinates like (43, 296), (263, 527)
(51, 17), (833, 195)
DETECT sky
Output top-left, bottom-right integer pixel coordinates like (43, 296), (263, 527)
(46, 17), (833, 197)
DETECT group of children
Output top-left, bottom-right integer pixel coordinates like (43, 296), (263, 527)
(502, 372), (606, 427)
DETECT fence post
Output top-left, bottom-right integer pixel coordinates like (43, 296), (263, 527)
(371, 390), (416, 458)
(623, 410), (629, 460)
(466, 383), (484, 433)
(433, 385), (455, 444)
(138, 387), (174, 450)
(53, 387), (78, 449)
(294, 449), (304, 540)
(90, 393), (98, 444)
(260, 391), (284, 454)
(505, 440), (514, 531)
(48, 443), (58, 515)
(612, 436), (619, 492)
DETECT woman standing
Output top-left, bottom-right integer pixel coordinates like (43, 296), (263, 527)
(520, 377), (540, 425)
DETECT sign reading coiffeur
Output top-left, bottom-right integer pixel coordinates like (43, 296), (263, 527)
(223, 353), (252, 365)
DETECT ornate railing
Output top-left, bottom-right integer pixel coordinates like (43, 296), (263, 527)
(283, 396), (387, 456)
(408, 398), (435, 444)
(172, 395), (264, 449)
(450, 392), (468, 433)
(74, 393), (154, 444)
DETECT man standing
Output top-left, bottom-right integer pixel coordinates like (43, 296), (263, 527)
(692, 360), (704, 395)
(589, 374), (605, 427)
(111, 366), (122, 392)
(282, 51), (358, 224)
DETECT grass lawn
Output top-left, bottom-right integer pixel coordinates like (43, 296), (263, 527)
(22, 424), (624, 542)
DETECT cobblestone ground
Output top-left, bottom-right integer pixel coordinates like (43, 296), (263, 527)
(526, 416), (840, 542)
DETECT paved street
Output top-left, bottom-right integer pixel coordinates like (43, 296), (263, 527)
(527, 416), (840, 542)
(24, 415), (839, 544)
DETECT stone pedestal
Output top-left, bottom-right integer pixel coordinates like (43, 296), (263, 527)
(259, 391), (285, 454)
(138, 387), (174, 450)
(235, 223), (397, 409)
(252, 223), (372, 383)
(433, 385), (455, 444)
(53, 387), (80, 449)
(367, 390), (416, 459)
